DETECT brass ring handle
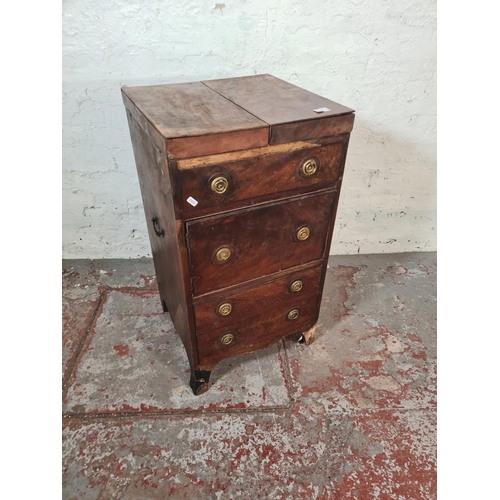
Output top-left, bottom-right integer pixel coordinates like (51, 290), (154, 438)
(217, 302), (233, 316)
(215, 247), (232, 262)
(210, 176), (229, 195)
(287, 308), (300, 320)
(296, 226), (310, 241)
(151, 217), (164, 238)
(289, 280), (303, 293)
(300, 158), (318, 177)
(219, 333), (234, 345)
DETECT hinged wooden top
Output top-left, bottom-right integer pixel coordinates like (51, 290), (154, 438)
(122, 74), (354, 159)
(203, 74), (353, 125)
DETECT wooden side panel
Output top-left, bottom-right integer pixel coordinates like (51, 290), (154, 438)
(315, 133), (352, 326)
(194, 264), (323, 333)
(178, 141), (346, 215)
(197, 294), (320, 369)
(186, 191), (337, 296)
(125, 110), (198, 365)
(122, 93), (166, 155)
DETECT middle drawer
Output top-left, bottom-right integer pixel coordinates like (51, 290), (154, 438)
(186, 190), (336, 295)
(194, 264), (323, 334)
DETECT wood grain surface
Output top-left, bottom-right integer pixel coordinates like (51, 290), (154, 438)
(122, 82), (269, 159)
(122, 74), (355, 391)
(178, 141), (346, 215)
(203, 74), (354, 124)
(125, 110), (199, 366)
(194, 264), (323, 333)
(177, 141), (319, 170)
(166, 127), (269, 160)
(197, 294), (320, 369)
(186, 191), (336, 295)
(270, 113), (355, 145)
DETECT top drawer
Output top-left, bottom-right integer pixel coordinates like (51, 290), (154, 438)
(176, 140), (346, 216)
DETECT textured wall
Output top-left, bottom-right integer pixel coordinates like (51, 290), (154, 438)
(63, 0), (436, 258)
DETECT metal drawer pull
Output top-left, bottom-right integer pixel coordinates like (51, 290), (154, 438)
(219, 333), (234, 345)
(287, 308), (300, 320)
(301, 158), (318, 176)
(217, 302), (233, 316)
(289, 280), (303, 293)
(210, 176), (229, 194)
(215, 247), (232, 262)
(296, 226), (310, 241)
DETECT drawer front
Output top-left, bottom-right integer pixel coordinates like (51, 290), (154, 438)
(186, 191), (336, 296)
(194, 264), (323, 333)
(197, 294), (320, 365)
(178, 141), (345, 214)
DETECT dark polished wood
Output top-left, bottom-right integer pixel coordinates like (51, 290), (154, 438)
(125, 110), (198, 367)
(178, 140), (346, 216)
(186, 191), (336, 295)
(196, 294), (321, 370)
(194, 264), (323, 333)
(122, 82), (268, 159)
(122, 74), (355, 394)
(203, 74), (353, 124)
(270, 113), (355, 145)
(203, 74), (355, 144)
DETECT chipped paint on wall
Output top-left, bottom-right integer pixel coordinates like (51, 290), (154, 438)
(62, 0), (436, 258)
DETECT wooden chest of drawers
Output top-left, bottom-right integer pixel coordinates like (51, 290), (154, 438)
(122, 74), (354, 395)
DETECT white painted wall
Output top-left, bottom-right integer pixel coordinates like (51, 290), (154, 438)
(63, 0), (436, 258)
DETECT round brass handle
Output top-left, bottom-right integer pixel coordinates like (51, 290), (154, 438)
(219, 333), (234, 345)
(217, 302), (233, 316)
(296, 226), (310, 241)
(301, 158), (318, 177)
(210, 176), (229, 195)
(287, 308), (300, 320)
(289, 280), (303, 293)
(215, 247), (232, 262)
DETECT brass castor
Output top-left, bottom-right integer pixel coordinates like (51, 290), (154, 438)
(293, 323), (317, 346)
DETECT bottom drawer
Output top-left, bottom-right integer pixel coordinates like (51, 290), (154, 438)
(197, 294), (320, 365)
(194, 264), (323, 334)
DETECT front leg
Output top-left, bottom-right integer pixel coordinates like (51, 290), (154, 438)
(189, 368), (212, 396)
(161, 298), (168, 313)
(292, 323), (317, 346)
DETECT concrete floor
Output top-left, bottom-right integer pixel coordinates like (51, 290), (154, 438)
(62, 253), (436, 499)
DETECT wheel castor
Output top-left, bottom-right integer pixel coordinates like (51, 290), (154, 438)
(293, 323), (317, 346)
